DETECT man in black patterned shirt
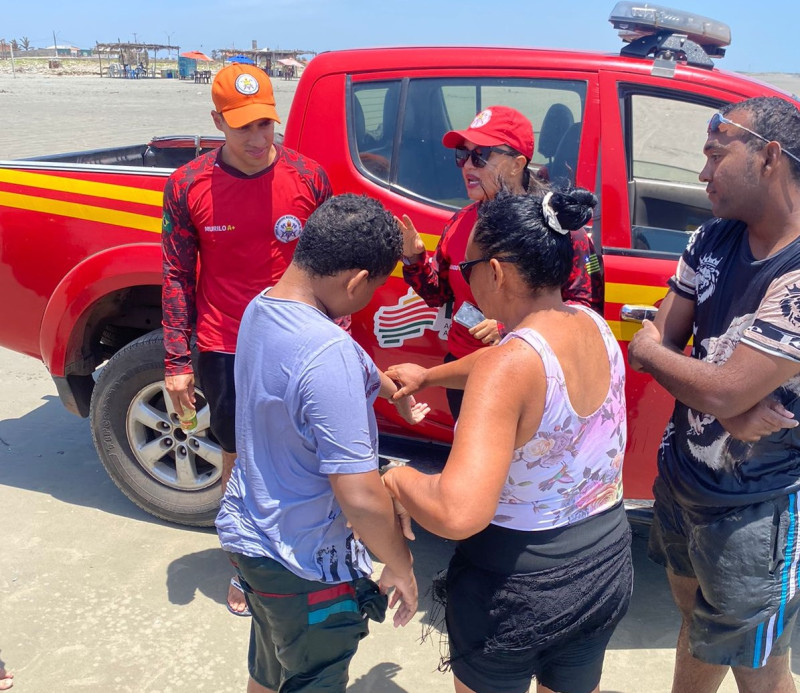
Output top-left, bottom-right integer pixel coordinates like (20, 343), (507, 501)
(629, 96), (800, 693)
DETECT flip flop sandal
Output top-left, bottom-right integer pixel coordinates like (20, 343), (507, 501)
(227, 577), (252, 617)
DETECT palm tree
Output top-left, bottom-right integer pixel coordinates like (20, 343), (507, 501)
(19, 37), (31, 51)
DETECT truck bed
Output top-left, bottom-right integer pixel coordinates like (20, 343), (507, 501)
(21, 135), (226, 169)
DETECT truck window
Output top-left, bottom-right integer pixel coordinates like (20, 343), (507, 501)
(352, 81), (402, 181)
(626, 93), (717, 255)
(350, 77), (587, 207)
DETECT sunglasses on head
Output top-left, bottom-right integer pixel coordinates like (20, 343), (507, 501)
(459, 256), (520, 283)
(708, 112), (800, 165)
(454, 146), (520, 169)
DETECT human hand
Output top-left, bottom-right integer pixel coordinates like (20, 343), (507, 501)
(394, 394), (430, 425)
(378, 564), (418, 627)
(386, 363), (428, 399)
(380, 466), (415, 540)
(379, 471), (416, 541)
(470, 318), (500, 345)
(164, 372), (195, 417)
(392, 495), (416, 541)
(396, 214), (426, 259)
(628, 319), (662, 372)
(718, 398), (797, 442)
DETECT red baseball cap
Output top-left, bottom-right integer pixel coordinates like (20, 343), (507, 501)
(442, 105), (534, 160)
(212, 63), (281, 128)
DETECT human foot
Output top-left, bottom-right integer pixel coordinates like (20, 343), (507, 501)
(227, 577), (251, 617)
(0, 666), (13, 690)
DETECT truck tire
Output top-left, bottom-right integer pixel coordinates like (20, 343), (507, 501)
(89, 329), (223, 526)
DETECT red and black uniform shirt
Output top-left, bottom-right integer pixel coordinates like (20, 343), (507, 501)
(162, 145), (332, 376)
(403, 202), (603, 359)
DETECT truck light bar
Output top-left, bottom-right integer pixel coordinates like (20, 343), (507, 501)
(609, 2), (731, 49)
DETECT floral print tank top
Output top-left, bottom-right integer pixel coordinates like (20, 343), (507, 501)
(493, 305), (626, 530)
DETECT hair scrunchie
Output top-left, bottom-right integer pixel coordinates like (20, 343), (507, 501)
(541, 192), (569, 235)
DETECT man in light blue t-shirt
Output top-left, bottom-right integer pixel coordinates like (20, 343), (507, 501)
(216, 194), (427, 693)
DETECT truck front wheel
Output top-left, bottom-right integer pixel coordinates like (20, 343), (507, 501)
(89, 329), (224, 526)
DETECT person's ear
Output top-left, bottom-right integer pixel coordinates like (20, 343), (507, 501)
(511, 154), (527, 178)
(211, 110), (224, 132)
(345, 269), (370, 298)
(488, 258), (507, 290)
(763, 140), (782, 174)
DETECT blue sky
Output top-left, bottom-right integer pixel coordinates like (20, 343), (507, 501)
(3, 0), (798, 73)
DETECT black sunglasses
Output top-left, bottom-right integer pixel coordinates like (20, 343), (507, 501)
(454, 146), (520, 169)
(459, 256), (520, 283)
(708, 112), (800, 165)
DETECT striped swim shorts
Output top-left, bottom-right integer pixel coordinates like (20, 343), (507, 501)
(649, 479), (800, 668)
(228, 552), (382, 691)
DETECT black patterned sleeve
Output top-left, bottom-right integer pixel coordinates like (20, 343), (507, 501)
(161, 174), (198, 377)
(563, 227), (604, 313)
(315, 165), (333, 205)
(401, 215), (456, 308)
(667, 224), (708, 300)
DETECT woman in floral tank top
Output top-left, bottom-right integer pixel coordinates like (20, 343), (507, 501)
(383, 189), (632, 693)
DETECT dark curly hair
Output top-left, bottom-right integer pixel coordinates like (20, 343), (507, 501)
(293, 194), (402, 278)
(721, 96), (800, 181)
(473, 187), (596, 290)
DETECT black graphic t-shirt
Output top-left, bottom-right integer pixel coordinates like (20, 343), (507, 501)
(658, 218), (800, 512)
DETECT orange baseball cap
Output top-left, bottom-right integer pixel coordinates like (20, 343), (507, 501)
(211, 63), (281, 127)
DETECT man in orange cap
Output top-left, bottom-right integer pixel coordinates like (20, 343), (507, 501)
(161, 62), (332, 620)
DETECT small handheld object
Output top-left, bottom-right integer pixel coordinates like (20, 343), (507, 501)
(179, 405), (197, 431)
(453, 301), (485, 329)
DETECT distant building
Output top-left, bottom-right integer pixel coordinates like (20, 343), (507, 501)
(45, 44), (82, 57)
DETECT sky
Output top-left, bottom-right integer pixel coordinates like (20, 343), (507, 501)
(2, 0), (798, 74)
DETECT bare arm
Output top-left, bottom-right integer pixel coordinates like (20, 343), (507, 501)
(651, 290), (694, 353)
(718, 398), (797, 441)
(329, 471), (417, 626)
(378, 370), (430, 424)
(386, 348), (487, 399)
(637, 331), (800, 418)
(383, 341), (544, 539)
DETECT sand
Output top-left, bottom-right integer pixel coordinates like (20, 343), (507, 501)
(0, 70), (299, 160)
(3, 61), (800, 693)
(1, 66), (798, 163)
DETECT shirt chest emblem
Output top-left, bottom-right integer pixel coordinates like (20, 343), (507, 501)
(696, 253), (722, 304)
(274, 214), (303, 243)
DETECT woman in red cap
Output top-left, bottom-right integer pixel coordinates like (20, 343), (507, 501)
(390, 105), (602, 420)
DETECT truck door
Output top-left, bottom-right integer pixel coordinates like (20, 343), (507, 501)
(346, 70), (600, 441)
(598, 71), (733, 499)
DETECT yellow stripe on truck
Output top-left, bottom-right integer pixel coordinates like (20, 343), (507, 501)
(0, 168), (163, 207)
(421, 232), (438, 252)
(0, 191), (161, 234)
(606, 282), (668, 306)
(608, 320), (642, 342)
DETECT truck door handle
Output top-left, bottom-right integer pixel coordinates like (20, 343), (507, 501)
(621, 304), (658, 323)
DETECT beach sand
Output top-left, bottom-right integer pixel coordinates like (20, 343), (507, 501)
(3, 64), (800, 693)
(0, 71), (298, 160)
(1, 67), (798, 162)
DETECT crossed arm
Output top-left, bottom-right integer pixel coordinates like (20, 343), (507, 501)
(628, 291), (798, 439)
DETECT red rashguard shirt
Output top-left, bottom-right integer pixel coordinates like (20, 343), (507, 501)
(162, 145), (332, 376)
(403, 202), (603, 359)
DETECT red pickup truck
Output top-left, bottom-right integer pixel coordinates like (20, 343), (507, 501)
(2, 5), (798, 526)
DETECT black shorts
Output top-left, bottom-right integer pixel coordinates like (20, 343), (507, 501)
(228, 553), (380, 691)
(649, 476), (800, 668)
(196, 351), (236, 453)
(446, 508), (633, 693)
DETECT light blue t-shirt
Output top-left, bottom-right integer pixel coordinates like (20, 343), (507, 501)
(215, 291), (381, 583)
